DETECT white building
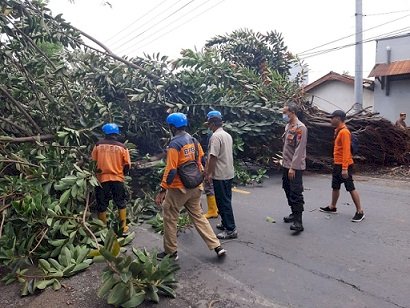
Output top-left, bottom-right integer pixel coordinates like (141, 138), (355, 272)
(369, 33), (410, 122)
(304, 71), (374, 113)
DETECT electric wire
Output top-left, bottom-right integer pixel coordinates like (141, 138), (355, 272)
(113, 0), (196, 52)
(297, 13), (410, 56)
(126, 0), (226, 55)
(121, 0), (219, 55)
(105, 0), (168, 44)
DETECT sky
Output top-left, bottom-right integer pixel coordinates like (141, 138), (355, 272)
(47, 0), (410, 82)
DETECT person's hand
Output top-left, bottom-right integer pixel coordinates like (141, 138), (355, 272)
(155, 191), (166, 207)
(204, 171), (212, 183)
(341, 169), (349, 179)
(288, 168), (296, 180)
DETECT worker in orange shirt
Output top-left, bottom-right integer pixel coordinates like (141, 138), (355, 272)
(92, 123), (131, 234)
(155, 113), (226, 260)
(320, 110), (365, 222)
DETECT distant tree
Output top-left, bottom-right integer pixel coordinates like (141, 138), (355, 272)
(205, 29), (294, 78)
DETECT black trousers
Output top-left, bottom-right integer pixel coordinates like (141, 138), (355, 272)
(95, 181), (127, 212)
(213, 179), (236, 231)
(282, 168), (304, 213)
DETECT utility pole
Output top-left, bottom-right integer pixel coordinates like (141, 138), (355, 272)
(354, 0), (363, 112)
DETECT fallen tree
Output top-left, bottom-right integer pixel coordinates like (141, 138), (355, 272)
(0, 0), (409, 304)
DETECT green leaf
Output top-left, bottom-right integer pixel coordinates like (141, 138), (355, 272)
(48, 238), (67, 247)
(70, 263), (90, 275)
(118, 232), (135, 246)
(52, 279), (62, 291)
(157, 285), (176, 298)
(98, 277), (117, 298)
(107, 282), (128, 305)
(121, 292), (145, 308)
(58, 246), (72, 267)
(36, 279), (54, 290)
(59, 189), (71, 206)
(146, 285), (159, 303)
(38, 259), (51, 272)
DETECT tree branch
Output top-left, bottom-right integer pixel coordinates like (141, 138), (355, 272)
(0, 86), (42, 134)
(6, 17), (83, 119)
(0, 159), (40, 168)
(0, 134), (55, 143)
(0, 116), (32, 135)
(82, 191), (100, 249)
(0, 199), (7, 238)
(29, 228), (48, 255)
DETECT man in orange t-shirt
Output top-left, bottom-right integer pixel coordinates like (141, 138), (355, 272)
(320, 110), (365, 222)
(92, 123), (131, 234)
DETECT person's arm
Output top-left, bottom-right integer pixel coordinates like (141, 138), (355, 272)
(206, 155), (218, 181)
(156, 147), (178, 206)
(290, 126), (307, 169)
(196, 142), (205, 172)
(123, 148), (131, 175)
(206, 136), (220, 181)
(288, 126), (307, 180)
(91, 146), (98, 162)
(161, 148), (179, 188)
(341, 130), (351, 174)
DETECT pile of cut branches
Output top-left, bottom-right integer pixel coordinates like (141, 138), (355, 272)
(304, 106), (410, 170)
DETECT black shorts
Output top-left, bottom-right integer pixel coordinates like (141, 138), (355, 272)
(95, 181), (127, 212)
(332, 165), (355, 192)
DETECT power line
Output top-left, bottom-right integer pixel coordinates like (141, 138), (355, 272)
(121, 0), (215, 55)
(297, 13), (410, 56)
(299, 27), (410, 60)
(364, 9), (410, 16)
(113, 0), (196, 52)
(301, 26), (410, 58)
(105, 0), (168, 44)
(109, 0), (186, 48)
(128, 0), (226, 55)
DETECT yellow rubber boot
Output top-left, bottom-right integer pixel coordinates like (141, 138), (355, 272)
(119, 208), (129, 235)
(204, 195), (218, 219)
(97, 212), (107, 224)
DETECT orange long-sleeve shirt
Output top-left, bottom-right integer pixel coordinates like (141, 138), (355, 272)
(161, 132), (204, 189)
(333, 124), (353, 170)
(91, 139), (131, 183)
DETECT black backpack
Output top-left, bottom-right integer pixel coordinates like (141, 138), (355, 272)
(177, 138), (204, 189)
(335, 128), (359, 155)
(350, 132), (359, 155)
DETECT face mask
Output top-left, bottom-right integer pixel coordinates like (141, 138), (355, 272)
(282, 114), (290, 123)
(207, 129), (213, 136)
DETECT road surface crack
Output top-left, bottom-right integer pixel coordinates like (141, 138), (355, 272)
(236, 241), (406, 308)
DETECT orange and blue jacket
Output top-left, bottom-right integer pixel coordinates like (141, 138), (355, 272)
(334, 124), (353, 170)
(91, 139), (131, 183)
(161, 132), (204, 189)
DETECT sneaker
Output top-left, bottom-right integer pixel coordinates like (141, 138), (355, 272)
(351, 212), (365, 222)
(214, 246), (227, 257)
(157, 251), (179, 261)
(283, 213), (294, 223)
(216, 223), (226, 230)
(217, 229), (238, 240)
(319, 206), (337, 214)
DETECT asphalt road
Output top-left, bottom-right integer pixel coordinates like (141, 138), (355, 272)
(1, 173), (409, 308)
(150, 173), (410, 308)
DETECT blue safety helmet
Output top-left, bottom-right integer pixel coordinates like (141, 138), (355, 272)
(166, 113), (188, 128)
(102, 123), (120, 135)
(207, 110), (222, 120)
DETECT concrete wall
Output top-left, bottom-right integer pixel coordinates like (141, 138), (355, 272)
(376, 34), (410, 63)
(373, 78), (410, 122)
(373, 34), (410, 122)
(307, 80), (374, 113)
